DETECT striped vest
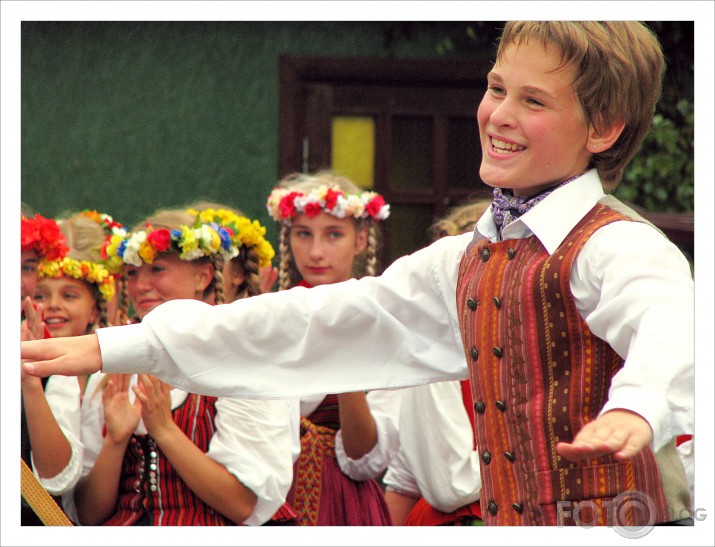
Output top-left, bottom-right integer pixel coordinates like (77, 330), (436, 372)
(455, 197), (690, 526)
(104, 393), (232, 526)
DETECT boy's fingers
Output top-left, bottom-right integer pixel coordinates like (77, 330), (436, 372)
(22, 359), (61, 378)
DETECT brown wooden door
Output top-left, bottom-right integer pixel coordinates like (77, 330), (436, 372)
(279, 56), (493, 270)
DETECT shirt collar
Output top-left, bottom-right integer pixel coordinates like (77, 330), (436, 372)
(475, 169), (605, 255)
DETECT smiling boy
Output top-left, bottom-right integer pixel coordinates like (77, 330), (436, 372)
(23, 22), (693, 526)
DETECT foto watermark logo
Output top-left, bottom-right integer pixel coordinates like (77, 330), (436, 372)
(557, 490), (705, 539)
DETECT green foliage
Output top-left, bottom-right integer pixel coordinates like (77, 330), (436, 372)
(616, 98), (694, 213)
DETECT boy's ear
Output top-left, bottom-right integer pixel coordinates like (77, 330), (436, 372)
(587, 118), (625, 153)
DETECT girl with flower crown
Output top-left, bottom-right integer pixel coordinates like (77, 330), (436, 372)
(22, 212), (116, 524)
(20, 209), (70, 525)
(266, 171), (400, 526)
(185, 201), (278, 302)
(68, 208), (294, 526)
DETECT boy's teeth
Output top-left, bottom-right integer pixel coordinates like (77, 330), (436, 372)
(492, 138), (524, 153)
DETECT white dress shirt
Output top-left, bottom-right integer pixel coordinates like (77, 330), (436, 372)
(383, 380), (482, 513)
(333, 389), (401, 480)
(97, 170), (693, 453)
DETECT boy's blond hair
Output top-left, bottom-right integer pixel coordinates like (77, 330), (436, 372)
(498, 21), (665, 191)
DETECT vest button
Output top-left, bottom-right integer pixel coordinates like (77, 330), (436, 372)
(495, 400), (507, 411)
(481, 450), (492, 464)
(474, 401), (486, 414)
(507, 247), (516, 259)
(487, 501), (498, 516)
(504, 451), (515, 462)
(492, 346), (503, 358)
(480, 248), (491, 262)
(512, 502), (524, 514)
(467, 297), (477, 311)
(493, 296), (502, 309)
(470, 347), (479, 361)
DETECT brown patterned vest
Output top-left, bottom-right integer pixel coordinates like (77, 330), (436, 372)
(104, 393), (234, 526)
(455, 197), (690, 526)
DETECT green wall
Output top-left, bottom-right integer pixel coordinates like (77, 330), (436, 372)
(21, 21), (493, 243)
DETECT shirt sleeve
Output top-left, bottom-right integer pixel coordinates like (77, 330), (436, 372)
(208, 397), (295, 526)
(571, 220), (694, 450)
(97, 233), (472, 398)
(383, 445), (421, 499)
(396, 381), (481, 512)
(335, 388), (402, 480)
(32, 375), (84, 496)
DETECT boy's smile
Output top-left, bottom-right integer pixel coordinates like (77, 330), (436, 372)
(477, 40), (594, 197)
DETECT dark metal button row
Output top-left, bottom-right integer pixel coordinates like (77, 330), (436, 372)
(474, 400), (507, 413)
(480, 247), (516, 262)
(486, 501), (523, 516)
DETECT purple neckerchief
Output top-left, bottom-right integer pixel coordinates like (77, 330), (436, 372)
(490, 174), (582, 234)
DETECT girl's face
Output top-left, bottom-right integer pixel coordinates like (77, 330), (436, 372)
(125, 254), (213, 319)
(33, 277), (99, 338)
(21, 249), (39, 305)
(290, 212), (367, 287)
(477, 40), (594, 197)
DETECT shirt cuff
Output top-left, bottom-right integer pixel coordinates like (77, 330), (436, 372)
(97, 323), (156, 374)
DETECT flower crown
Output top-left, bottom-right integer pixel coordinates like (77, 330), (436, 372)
(21, 214), (69, 261)
(38, 257), (116, 301)
(101, 220), (237, 269)
(76, 210), (128, 274)
(266, 185), (390, 222)
(186, 208), (276, 268)
(78, 209), (126, 236)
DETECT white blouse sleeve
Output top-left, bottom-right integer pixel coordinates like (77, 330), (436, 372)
(383, 445), (421, 499)
(32, 375), (84, 495)
(60, 372), (108, 524)
(397, 381), (481, 513)
(97, 233), (472, 397)
(335, 388), (402, 480)
(208, 397), (295, 526)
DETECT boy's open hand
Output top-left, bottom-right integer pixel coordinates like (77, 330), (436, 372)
(21, 334), (102, 378)
(556, 409), (653, 462)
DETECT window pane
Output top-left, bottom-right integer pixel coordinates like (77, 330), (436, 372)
(391, 116), (433, 190)
(331, 116), (375, 189)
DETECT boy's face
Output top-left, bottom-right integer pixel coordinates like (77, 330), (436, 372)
(477, 40), (593, 197)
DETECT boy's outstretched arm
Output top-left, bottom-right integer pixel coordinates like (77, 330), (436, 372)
(21, 334), (102, 378)
(556, 409), (653, 462)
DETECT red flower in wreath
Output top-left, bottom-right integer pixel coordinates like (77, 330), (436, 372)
(365, 196), (386, 219)
(324, 187), (340, 211)
(304, 201), (322, 218)
(279, 192), (299, 219)
(146, 228), (172, 253)
(21, 214), (69, 261)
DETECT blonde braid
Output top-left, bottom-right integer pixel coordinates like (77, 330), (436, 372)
(242, 247), (262, 298)
(212, 254), (225, 305)
(96, 297), (109, 329)
(278, 223), (294, 291)
(364, 223), (378, 277)
(115, 274), (130, 325)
